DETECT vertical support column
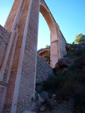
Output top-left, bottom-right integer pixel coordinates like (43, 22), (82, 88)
(39, 0), (62, 68)
(4, 0), (40, 112)
(50, 30), (60, 68)
(16, 0), (40, 112)
(50, 24), (62, 68)
(2, 0), (27, 113)
(4, 0), (21, 32)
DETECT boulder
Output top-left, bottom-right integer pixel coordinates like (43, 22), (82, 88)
(66, 43), (74, 52)
(52, 94), (56, 100)
(54, 57), (74, 74)
(40, 91), (49, 100)
(35, 91), (44, 103)
(39, 105), (46, 112)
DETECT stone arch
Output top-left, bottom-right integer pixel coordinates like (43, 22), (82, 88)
(39, 0), (60, 67)
(40, 4), (56, 33)
(0, 0), (67, 112)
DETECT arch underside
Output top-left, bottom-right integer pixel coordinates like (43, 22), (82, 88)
(39, 0), (61, 68)
(40, 0), (57, 35)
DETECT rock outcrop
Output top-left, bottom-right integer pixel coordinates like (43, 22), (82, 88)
(35, 43), (85, 113)
(36, 55), (54, 83)
(66, 43), (74, 52)
(38, 47), (50, 65)
(54, 57), (74, 74)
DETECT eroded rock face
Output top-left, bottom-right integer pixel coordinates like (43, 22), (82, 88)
(66, 43), (74, 52)
(36, 55), (54, 83)
(40, 91), (49, 100)
(39, 106), (46, 112)
(34, 92), (74, 113)
(54, 57), (74, 74)
(38, 47), (50, 65)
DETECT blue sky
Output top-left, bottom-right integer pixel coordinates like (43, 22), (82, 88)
(0, 0), (85, 50)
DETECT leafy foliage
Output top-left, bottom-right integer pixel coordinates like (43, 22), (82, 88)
(45, 45), (49, 48)
(73, 33), (85, 44)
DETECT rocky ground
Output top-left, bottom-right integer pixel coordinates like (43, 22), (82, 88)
(38, 47), (50, 65)
(28, 43), (85, 113)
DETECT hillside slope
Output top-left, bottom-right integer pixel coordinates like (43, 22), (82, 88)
(35, 43), (85, 113)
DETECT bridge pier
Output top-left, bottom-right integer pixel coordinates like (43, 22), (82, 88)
(0, 0), (66, 112)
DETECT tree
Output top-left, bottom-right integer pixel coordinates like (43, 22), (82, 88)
(73, 33), (85, 44)
(45, 45), (49, 48)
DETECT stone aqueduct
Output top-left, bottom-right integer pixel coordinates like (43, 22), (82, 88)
(0, 0), (66, 112)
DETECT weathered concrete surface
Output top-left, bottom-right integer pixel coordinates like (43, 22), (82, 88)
(0, 0), (67, 113)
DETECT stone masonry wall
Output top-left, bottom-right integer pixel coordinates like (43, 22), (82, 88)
(59, 30), (67, 57)
(3, 0), (31, 112)
(0, 24), (53, 112)
(4, 0), (21, 32)
(0, 25), (10, 70)
(36, 55), (54, 83)
(16, 0), (40, 112)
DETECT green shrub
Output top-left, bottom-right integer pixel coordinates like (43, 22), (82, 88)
(36, 43), (85, 111)
(73, 33), (85, 44)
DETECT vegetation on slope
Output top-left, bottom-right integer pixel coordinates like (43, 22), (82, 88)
(36, 43), (85, 112)
(73, 33), (85, 44)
